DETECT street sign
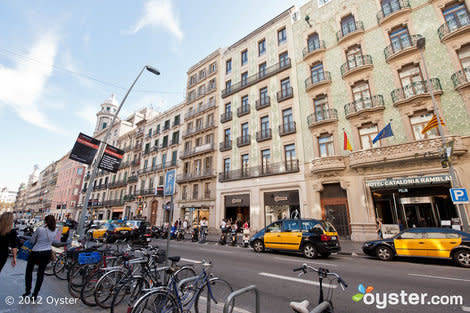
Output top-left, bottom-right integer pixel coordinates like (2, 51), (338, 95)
(98, 144), (124, 173)
(69, 133), (100, 165)
(450, 188), (469, 204)
(164, 169), (176, 196)
(155, 186), (164, 196)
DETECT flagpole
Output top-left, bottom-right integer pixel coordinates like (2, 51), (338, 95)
(417, 38), (469, 232)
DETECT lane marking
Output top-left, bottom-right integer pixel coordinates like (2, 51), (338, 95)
(180, 257), (200, 263)
(408, 273), (470, 283)
(198, 248), (234, 254)
(274, 257), (338, 267)
(462, 306), (470, 312)
(258, 272), (337, 288)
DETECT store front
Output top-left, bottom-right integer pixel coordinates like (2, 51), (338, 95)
(111, 208), (123, 220)
(224, 194), (250, 228)
(181, 207), (210, 228)
(368, 174), (459, 228)
(264, 190), (300, 226)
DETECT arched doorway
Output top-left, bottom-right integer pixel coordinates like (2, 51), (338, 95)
(150, 200), (159, 226)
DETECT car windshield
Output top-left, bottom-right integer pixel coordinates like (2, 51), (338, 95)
(321, 221), (337, 232)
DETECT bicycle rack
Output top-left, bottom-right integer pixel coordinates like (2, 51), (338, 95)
(223, 285), (259, 313)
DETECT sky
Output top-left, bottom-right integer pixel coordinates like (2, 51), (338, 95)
(0, 0), (306, 192)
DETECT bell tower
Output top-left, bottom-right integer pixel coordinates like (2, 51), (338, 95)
(94, 94), (118, 136)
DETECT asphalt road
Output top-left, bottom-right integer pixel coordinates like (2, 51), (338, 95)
(0, 238), (469, 313)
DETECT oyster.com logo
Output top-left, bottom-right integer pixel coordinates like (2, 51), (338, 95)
(352, 284), (374, 302)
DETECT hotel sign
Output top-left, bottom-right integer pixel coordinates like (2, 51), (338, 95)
(367, 175), (451, 189)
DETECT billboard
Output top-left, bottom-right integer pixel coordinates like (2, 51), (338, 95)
(98, 144), (124, 173)
(69, 133), (100, 165)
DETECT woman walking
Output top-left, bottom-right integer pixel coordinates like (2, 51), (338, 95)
(0, 212), (18, 273)
(24, 215), (58, 299)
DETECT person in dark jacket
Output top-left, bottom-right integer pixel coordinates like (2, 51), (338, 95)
(24, 215), (58, 299)
(0, 212), (18, 273)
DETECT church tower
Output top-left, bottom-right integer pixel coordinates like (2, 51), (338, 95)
(94, 94), (118, 136)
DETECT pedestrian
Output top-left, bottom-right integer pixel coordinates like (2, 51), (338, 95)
(243, 220), (249, 230)
(220, 219), (226, 232)
(182, 219), (188, 230)
(0, 212), (19, 273)
(376, 217), (383, 239)
(24, 215), (58, 299)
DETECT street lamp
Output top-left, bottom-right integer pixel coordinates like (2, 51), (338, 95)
(417, 37), (469, 232)
(77, 65), (160, 239)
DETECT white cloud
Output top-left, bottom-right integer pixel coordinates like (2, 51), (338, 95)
(0, 32), (60, 132)
(132, 0), (183, 40)
(76, 104), (98, 129)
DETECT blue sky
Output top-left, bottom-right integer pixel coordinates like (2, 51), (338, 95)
(0, 0), (305, 191)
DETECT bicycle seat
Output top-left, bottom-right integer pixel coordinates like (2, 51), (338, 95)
(289, 300), (309, 313)
(168, 256), (180, 263)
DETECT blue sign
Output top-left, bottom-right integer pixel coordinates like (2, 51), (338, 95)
(450, 188), (469, 204)
(164, 169), (176, 196)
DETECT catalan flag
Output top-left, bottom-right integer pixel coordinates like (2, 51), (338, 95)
(421, 114), (446, 134)
(344, 131), (352, 151)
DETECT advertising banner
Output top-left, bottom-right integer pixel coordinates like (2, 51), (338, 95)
(98, 144), (124, 173)
(69, 133), (100, 165)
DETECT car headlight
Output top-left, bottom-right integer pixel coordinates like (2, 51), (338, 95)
(363, 242), (372, 247)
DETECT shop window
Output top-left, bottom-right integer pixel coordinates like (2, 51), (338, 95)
(410, 111), (439, 140)
(318, 134), (334, 157)
(359, 124), (380, 149)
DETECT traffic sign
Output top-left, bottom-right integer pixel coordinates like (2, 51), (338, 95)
(450, 188), (469, 204)
(164, 169), (176, 196)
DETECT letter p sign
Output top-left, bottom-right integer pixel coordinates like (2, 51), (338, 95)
(450, 188), (469, 204)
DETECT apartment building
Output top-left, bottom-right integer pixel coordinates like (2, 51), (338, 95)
(216, 7), (309, 232)
(176, 50), (220, 229)
(13, 183), (26, 216)
(291, 0), (470, 240)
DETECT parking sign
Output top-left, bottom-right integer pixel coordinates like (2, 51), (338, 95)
(450, 188), (469, 204)
(164, 169), (176, 196)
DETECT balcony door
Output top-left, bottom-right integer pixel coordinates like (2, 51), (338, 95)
(307, 33), (320, 52)
(310, 62), (325, 83)
(381, 0), (402, 17)
(346, 45), (363, 69)
(341, 14), (356, 36)
(398, 64), (424, 98)
(442, 3), (470, 32)
(261, 149), (271, 174)
(390, 26), (411, 53)
(458, 44), (470, 79)
(314, 96), (329, 121)
(351, 81), (372, 110)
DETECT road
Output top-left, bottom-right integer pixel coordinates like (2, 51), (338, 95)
(0, 238), (469, 313)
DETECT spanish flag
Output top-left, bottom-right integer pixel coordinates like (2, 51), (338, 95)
(344, 131), (352, 151)
(421, 114), (446, 134)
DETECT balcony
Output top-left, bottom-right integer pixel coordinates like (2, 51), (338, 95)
(256, 128), (272, 142)
(136, 189), (155, 197)
(336, 21), (364, 43)
(305, 72), (331, 92)
(162, 160), (178, 169)
(123, 146), (132, 152)
(349, 136), (467, 168)
(93, 183), (108, 191)
(391, 78), (442, 106)
(219, 160), (299, 182)
(451, 68), (470, 90)
(237, 104), (250, 117)
(138, 164), (162, 175)
(104, 199), (125, 207)
(128, 175), (138, 183)
(303, 40), (326, 60)
(376, 0), (411, 25)
(219, 140), (232, 152)
(131, 159), (141, 168)
(203, 191), (213, 200)
(170, 139), (179, 146)
(119, 161), (130, 169)
(180, 143), (215, 160)
(176, 170), (216, 183)
(183, 121), (216, 138)
(133, 143), (142, 152)
(123, 194), (135, 202)
(277, 87), (293, 103)
(311, 156), (346, 174)
(184, 101), (216, 120)
(221, 58), (291, 98)
(307, 109), (338, 128)
(108, 180), (127, 188)
(344, 95), (385, 119)
(384, 34), (422, 63)
(279, 122), (296, 136)
(340, 55), (373, 78)
(136, 130), (144, 138)
(237, 135), (251, 147)
(438, 17), (470, 42)
(255, 96), (270, 110)
(220, 112), (232, 124)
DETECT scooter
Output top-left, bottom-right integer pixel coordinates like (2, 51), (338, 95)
(176, 229), (185, 241)
(242, 229), (250, 248)
(219, 229), (227, 245)
(191, 227), (199, 242)
(230, 228), (237, 246)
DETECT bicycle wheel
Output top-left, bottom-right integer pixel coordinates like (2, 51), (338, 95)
(94, 269), (127, 309)
(68, 264), (97, 298)
(195, 278), (233, 313)
(110, 277), (149, 313)
(80, 270), (104, 306)
(44, 260), (55, 276)
(54, 254), (68, 280)
(173, 267), (197, 306)
(130, 290), (179, 313)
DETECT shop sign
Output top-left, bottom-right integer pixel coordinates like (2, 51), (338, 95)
(367, 175), (451, 189)
(225, 194), (250, 207)
(231, 199), (242, 204)
(274, 196), (288, 202)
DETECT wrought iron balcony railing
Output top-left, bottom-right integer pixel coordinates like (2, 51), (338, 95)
(344, 95), (385, 117)
(256, 128), (272, 142)
(376, 0), (411, 24)
(307, 109), (338, 127)
(391, 78), (442, 105)
(340, 55), (373, 77)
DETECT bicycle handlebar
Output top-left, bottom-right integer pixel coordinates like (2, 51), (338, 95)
(293, 264), (348, 289)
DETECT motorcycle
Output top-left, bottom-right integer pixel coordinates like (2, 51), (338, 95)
(230, 228), (237, 246)
(191, 227), (199, 242)
(242, 229), (250, 248)
(176, 229), (185, 241)
(219, 229), (227, 245)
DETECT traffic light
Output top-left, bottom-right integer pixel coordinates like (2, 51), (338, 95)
(440, 152), (448, 168)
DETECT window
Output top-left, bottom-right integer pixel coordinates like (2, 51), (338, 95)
(174, 115), (180, 126)
(225, 80), (232, 92)
(199, 69), (206, 80)
(161, 153), (167, 166)
(241, 122), (249, 137)
(156, 124), (160, 134)
(241, 95), (249, 110)
(259, 62), (267, 78)
(278, 27), (287, 45)
(225, 102), (231, 114)
(226, 59), (232, 74)
(346, 45), (363, 68)
(351, 81), (372, 109)
(310, 62), (325, 83)
(196, 137), (202, 146)
(148, 128), (153, 137)
(207, 113), (214, 126)
(162, 135), (168, 147)
(410, 112), (439, 140)
(307, 33), (321, 53)
(266, 221), (282, 232)
(204, 156), (212, 172)
(241, 154), (249, 170)
(381, 0), (402, 17)
(260, 87), (268, 104)
(154, 139), (159, 147)
(314, 96), (329, 121)
(261, 149), (271, 168)
(205, 134), (213, 145)
(172, 131), (179, 145)
(193, 184), (199, 199)
(224, 128), (231, 142)
(341, 14), (357, 36)
(102, 122), (107, 129)
(261, 116), (269, 133)
(279, 52), (289, 67)
(458, 44), (470, 79)
(241, 50), (248, 66)
(390, 26), (411, 53)
(442, 3), (470, 32)
(319, 135), (334, 157)
(258, 39), (266, 56)
(196, 118), (203, 130)
(152, 157), (156, 168)
(282, 108), (293, 126)
(400, 231), (424, 239)
(208, 78), (216, 90)
(359, 124), (380, 149)
(281, 77), (291, 97)
(77, 168), (83, 175)
(164, 120), (170, 130)
(198, 85), (205, 96)
(285, 144), (296, 161)
(145, 143), (150, 153)
(399, 64), (424, 97)
(209, 62), (217, 73)
(194, 159), (201, 175)
(241, 72), (248, 86)
(224, 158), (231, 174)
(284, 220), (300, 232)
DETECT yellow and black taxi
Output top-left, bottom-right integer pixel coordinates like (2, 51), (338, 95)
(362, 227), (470, 267)
(250, 219), (341, 258)
(88, 222), (133, 242)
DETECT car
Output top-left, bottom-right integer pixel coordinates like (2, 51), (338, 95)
(249, 219), (341, 259)
(89, 222), (133, 242)
(362, 227), (470, 267)
(126, 220), (148, 230)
